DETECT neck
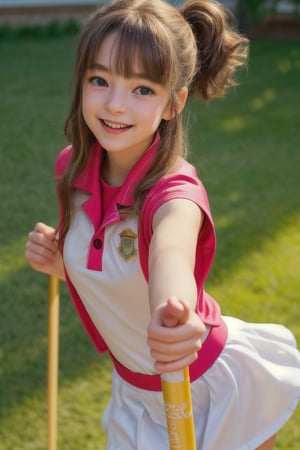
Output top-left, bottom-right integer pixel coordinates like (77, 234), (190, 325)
(100, 134), (158, 186)
(101, 151), (135, 186)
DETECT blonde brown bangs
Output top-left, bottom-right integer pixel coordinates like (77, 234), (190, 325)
(114, 24), (173, 86)
(85, 14), (174, 87)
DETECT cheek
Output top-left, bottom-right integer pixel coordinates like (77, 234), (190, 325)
(82, 89), (99, 124)
(82, 84), (99, 108)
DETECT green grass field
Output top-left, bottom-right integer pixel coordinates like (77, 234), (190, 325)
(0, 32), (299, 449)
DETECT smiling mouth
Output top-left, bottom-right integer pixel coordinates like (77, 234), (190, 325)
(101, 119), (132, 130)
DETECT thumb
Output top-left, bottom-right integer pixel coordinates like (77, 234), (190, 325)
(161, 296), (190, 328)
(35, 222), (56, 240)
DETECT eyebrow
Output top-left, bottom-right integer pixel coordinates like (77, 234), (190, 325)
(88, 62), (155, 82)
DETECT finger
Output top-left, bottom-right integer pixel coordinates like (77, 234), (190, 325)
(34, 222), (57, 240)
(161, 297), (190, 328)
(28, 231), (58, 254)
(25, 246), (55, 266)
(154, 353), (198, 373)
(148, 319), (204, 343)
(25, 236), (58, 262)
(150, 337), (202, 361)
(25, 249), (47, 270)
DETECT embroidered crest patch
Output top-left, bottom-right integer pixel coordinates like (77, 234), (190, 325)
(118, 228), (137, 262)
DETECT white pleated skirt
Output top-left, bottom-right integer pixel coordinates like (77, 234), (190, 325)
(102, 317), (300, 450)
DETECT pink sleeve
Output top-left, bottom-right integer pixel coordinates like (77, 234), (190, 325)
(138, 160), (218, 322)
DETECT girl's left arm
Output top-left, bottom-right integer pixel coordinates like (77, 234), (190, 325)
(147, 198), (207, 373)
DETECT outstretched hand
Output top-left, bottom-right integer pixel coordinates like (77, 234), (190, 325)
(147, 296), (206, 373)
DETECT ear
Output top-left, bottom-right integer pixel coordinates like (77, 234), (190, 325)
(162, 87), (188, 120)
(176, 87), (188, 115)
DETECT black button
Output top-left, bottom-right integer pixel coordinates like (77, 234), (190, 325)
(93, 238), (102, 249)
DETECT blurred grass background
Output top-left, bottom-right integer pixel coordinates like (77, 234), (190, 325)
(0, 30), (299, 449)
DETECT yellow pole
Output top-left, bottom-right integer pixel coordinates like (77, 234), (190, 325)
(47, 275), (60, 450)
(161, 367), (196, 450)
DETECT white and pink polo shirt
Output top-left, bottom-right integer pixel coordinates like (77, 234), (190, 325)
(56, 134), (227, 391)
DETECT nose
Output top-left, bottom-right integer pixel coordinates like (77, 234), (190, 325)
(105, 86), (126, 115)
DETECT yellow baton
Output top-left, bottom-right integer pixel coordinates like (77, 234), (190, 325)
(48, 275), (60, 450)
(161, 367), (196, 450)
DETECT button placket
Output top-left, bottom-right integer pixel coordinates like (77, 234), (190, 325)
(88, 212), (121, 271)
(88, 230), (105, 270)
(93, 238), (103, 249)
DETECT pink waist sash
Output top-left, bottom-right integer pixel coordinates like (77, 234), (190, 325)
(110, 317), (228, 392)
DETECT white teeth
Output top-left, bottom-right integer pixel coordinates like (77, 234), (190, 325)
(103, 120), (129, 129)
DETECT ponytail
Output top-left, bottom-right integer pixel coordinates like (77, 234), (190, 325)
(180, 0), (248, 100)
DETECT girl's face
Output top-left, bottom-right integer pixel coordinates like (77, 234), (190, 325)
(82, 32), (172, 175)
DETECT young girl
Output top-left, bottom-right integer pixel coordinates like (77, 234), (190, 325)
(25, 0), (300, 449)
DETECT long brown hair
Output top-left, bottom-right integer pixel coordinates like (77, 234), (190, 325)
(58, 0), (248, 244)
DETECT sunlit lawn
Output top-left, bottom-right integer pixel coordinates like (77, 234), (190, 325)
(0, 30), (299, 449)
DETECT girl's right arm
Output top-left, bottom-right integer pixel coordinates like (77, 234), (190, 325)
(25, 222), (65, 281)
